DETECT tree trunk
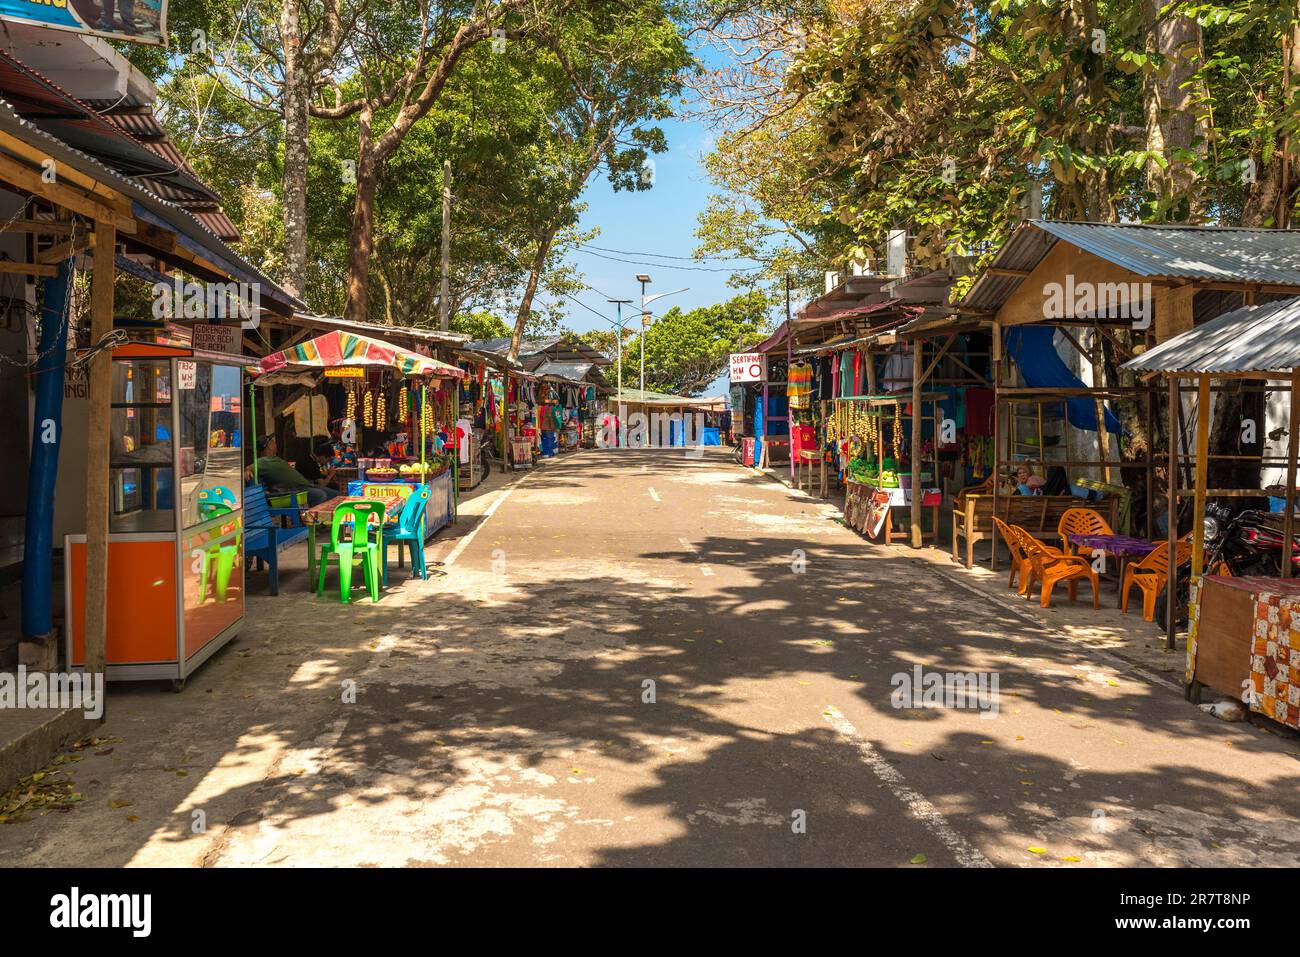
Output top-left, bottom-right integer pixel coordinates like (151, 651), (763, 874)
(280, 0), (310, 298)
(508, 225), (558, 362)
(344, 104), (377, 324)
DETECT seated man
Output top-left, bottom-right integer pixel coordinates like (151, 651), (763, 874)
(254, 435), (338, 507)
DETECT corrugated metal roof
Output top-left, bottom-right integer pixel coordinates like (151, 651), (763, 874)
(1036, 221), (1300, 282)
(288, 312), (467, 346)
(1122, 296), (1300, 374)
(962, 221), (1300, 314)
(533, 360), (596, 382)
(0, 96), (303, 313)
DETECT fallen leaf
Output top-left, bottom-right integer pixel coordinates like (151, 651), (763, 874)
(1028, 846), (1047, 854)
(909, 853), (927, 865)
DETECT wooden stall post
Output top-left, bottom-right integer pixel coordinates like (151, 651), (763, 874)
(910, 340), (923, 547)
(82, 220), (115, 681)
(1166, 375), (1179, 649)
(990, 321), (1002, 571)
(1192, 375), (1211, 577)
(1284, 367), (1300, 578)
(1092, 332), (1112, 484)
(504, 372), (513, 470)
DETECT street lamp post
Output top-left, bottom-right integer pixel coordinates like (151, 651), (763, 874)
(635, 274), (688, 395)
(637, 275), (650, 395)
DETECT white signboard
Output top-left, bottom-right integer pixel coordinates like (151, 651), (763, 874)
(192, 323), (241, 355)
(730, 352), (766, 383)
(177, 360), (197, 390)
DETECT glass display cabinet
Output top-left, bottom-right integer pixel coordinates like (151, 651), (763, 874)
(65, 341), (249, 688)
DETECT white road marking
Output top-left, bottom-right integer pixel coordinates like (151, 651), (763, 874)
(821, 705), (993, 868)
(648, 487), (661, 502)
(443, 481), (522, 568)
(678, 537), (714, 577)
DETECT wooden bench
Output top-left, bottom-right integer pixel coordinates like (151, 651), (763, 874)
(953, 492), (1119, 570)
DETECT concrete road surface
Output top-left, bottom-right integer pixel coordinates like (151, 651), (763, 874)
(4, 448), (1300, 867)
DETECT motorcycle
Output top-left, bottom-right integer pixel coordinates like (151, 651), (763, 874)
(1157, 501), (1300, 628)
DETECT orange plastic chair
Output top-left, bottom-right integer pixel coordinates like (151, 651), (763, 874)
(993, 516), (1037, 595)
(993, 516), (1029, 594)
(1022, 531), (1099, 609)
(1057, 507), (1115, 556)
(1121, 538), (1192, 621)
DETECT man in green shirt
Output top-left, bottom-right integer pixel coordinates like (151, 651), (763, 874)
(255, 435), (338, 506)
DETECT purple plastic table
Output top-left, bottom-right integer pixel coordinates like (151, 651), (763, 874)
(1069, 534), (1160, 607)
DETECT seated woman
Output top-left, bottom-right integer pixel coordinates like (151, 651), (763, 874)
(1009, 464), (1046, 496)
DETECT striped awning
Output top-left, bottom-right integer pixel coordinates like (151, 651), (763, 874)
(254, 330), (466, 379)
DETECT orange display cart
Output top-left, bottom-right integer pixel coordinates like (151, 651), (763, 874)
(65, 341), (250, 688)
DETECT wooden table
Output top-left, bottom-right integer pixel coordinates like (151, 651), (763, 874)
(301, 495), (405, 590)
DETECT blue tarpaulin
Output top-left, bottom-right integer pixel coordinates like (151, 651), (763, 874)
(1005, 326), (1123, 435)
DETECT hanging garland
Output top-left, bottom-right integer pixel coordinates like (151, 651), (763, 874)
(892, 404), (902, 463)
(345, 385), (357, 423)
(363, 388), (375, 428)
(376, 387), (387, 428)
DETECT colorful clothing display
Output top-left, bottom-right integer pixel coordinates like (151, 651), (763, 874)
(787, 361), (814, 409)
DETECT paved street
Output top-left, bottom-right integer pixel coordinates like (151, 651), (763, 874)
(5, 448), (1300, 867)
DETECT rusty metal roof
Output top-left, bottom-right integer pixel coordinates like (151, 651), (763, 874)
(1122, 296), (1300, 375)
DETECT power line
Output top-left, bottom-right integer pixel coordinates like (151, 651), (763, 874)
(577, 248), (765, 272)
(578, 242), (763, 264)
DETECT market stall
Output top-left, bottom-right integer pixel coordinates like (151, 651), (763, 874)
(828, 393), (944, 543)
(1123, 298), (1300, 719)
(251, 330), (466, 534)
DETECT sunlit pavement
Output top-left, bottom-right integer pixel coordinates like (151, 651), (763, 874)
(5, 448), (1300, 867)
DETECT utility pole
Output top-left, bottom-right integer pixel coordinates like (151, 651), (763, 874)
(439, 159), (451, 332)
(607, 298), (632, 404)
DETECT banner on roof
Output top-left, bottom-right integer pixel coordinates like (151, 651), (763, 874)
(0, 0), (168, 47)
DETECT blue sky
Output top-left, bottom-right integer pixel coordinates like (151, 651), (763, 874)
(549, 113), (740, 336)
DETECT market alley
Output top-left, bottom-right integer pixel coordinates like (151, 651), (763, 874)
(4, 448), (1300, 867)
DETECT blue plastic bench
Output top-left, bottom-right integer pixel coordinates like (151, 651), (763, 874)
(243, 484), (309, 595)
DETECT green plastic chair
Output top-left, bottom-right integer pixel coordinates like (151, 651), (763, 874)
(315, 501), (384, 603)
(199, 521), (242, 603)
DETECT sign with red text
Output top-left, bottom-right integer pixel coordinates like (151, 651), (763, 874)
(729, 353), (766, 383)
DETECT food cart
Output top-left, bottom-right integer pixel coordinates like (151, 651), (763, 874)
(65, 340), (253, 688)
